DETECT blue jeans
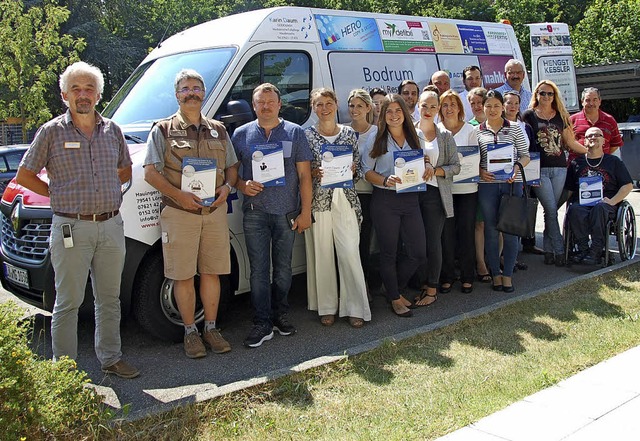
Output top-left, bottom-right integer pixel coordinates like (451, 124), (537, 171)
(243, 207), (295, 327)
(478, 183), (522, 278)
(533, 167), (566, 255)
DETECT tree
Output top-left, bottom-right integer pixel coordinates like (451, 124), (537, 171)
(572, 0), (640, 65)
(0, 0), (85, 141)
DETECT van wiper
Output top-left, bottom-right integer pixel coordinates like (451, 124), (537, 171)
(125, 134), (145, 144)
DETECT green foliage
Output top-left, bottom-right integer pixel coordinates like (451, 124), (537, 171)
(572, 0), (640, 65)
(0, 0), (85, 141)
(0, 302), (110, 439)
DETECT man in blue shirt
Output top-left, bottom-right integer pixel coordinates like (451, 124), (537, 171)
(495, 59), (532, 114)
(231, 83), (313, 348)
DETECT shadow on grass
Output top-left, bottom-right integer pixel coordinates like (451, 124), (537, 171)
(350, 265), (635, 386)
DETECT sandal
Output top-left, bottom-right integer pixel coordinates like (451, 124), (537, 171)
(349, 317), (365, 328)
(476, 273), (492, 283)
(414, 289), (437, 307)
(320, 315), (335, 326)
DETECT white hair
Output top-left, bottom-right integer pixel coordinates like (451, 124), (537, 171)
(504, 59), (525, 72)
(59, 61), (104, 106)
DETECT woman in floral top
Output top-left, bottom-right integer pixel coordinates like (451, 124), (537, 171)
(304, 88), (370, 328)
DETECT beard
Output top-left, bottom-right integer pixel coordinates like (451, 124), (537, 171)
(75, 99), (93, 114)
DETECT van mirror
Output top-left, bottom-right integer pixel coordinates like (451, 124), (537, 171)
(217, 99), (254, 135)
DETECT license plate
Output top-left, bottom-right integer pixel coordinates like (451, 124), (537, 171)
(3, 262), (29, 288)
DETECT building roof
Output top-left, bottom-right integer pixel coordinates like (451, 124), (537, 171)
(576, 59), (640, 100)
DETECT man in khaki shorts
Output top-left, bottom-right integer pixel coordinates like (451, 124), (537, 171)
(144, 69), (239, 358)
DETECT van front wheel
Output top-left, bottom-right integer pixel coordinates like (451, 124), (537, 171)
(132, 249), (230, 342)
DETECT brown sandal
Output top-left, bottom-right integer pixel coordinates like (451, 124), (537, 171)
(349, 317), (364, 328)
(320, 315), (335, 326)
(414, 289), (437, 307)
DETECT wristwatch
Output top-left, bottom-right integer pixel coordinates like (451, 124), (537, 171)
(225, 182), (233, 191)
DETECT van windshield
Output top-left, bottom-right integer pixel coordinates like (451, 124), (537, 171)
(103, 48), (236, 138)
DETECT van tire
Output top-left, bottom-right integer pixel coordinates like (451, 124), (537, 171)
(133, 248), (233, 342)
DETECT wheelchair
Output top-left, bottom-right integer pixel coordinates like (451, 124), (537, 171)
(563, 200), (637, 267)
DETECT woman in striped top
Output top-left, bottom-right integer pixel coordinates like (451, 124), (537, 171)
(477, 90), (530, 293)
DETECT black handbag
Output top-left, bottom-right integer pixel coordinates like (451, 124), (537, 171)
(497, 162), (538, 237)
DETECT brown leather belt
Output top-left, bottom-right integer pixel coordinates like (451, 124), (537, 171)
(161, 196), (217, 215)
(54, 210), (119, 222)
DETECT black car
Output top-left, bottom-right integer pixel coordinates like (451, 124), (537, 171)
(0, 144), (29, 195)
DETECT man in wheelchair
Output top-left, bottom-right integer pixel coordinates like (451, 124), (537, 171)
(564, 127), (633, 265)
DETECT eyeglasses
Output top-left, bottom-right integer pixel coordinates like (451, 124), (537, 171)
(538, 91), (555, 97)
(585, 134), (603, 139)
(178, 86), (204, 94)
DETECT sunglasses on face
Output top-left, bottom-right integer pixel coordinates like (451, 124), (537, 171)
(586, 134), (603, 139)
(538, 91), (555, 97)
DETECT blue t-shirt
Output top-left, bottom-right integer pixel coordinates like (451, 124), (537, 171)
(231, 119), (313, 214)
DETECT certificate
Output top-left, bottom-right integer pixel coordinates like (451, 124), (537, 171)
(181, 157), (217, 206)
(251, 143), (285, 187)
(321, 144), (354, 188)
(393, 150), (426, 193)
(487, 143), (515, 182)
(523, 152), (540, 186)
(454, 145), (480, 184)
(579, 176), (603, 206)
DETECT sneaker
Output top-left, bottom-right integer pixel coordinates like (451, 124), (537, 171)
(244, 324), (274, 348)
(184, 331), (207, 358)
(273, 313), (296, 336)
(582, 251), (603, 266)
(202, 328), (231, 354)
(102, 360), (140, 379)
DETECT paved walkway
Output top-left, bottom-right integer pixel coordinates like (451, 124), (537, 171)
(436, 345), (640, 441)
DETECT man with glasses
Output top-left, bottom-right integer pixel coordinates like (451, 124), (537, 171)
(144, 69), (238, 358)
(495, 59), (532, 114)
(565, 127), (633, 265)
(569, 87), (623, 163)
(230, 83), (313, 348)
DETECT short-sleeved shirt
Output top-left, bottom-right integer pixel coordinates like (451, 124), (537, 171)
(231, 119), (313, 215)
(477, 119), (529, 172)
(569, 109), (623, 163)
(565, 154), (632, 203)
(20, 110), (132, 214)
(521, 110), (567, 168)
(495, 83), (532, 115)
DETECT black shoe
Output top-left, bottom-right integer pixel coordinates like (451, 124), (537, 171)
(523, 245), (544, 255)
(461, 284), (473, 294)
(554, 254), (566, 267)
(439, 283), (452, 294)
(544, 253), (555, 265)
(582, 252), (602, 266)
(244, 325), (274, 348)
(273, 313), (296, 336)
(502, 285), (515, 293)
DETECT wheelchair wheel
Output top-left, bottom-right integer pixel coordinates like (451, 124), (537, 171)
(616, 201), (637, 261)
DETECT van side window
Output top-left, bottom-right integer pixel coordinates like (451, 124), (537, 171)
(221, 51), (311, 127)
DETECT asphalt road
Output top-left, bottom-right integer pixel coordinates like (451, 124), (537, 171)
(2, 190), (639, 420)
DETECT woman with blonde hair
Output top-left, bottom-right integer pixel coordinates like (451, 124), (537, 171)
(522, 80), (588, 267)
(414, 89), (459, 305)
(347, 89), (377, 298)
(304, 88), (370, 328)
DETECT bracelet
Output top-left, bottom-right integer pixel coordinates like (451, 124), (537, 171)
(224, 182), (233, 191)
(382, 176), (388, 187)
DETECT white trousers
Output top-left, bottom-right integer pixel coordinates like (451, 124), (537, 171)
(305, 190), (371, 321)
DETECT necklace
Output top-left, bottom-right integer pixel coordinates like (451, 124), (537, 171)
(535, 108), (555, 124)
(315, 124), (339, 137)
(585, 154), (603, 168)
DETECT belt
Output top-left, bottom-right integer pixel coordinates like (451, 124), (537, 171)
(54, 210), (119, 222)
(161, 196), (217, 215)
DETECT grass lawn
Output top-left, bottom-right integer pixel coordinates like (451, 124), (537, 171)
(106, 263), (640, 440)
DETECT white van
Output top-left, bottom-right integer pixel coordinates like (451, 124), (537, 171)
(0, 7), (528, 341)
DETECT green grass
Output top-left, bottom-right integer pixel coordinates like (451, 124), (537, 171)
(104, 264), (640, 440)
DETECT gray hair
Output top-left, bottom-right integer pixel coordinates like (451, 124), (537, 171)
(581, 87), (600, 101)
(504, 59), (526, 72)
(174, 69), (205, 92)
(59, 61), (104, 106)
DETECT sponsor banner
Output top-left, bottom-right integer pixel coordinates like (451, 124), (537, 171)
(428, 22), (463, 53)
(316, 14), (383, 51)
(483, 27), (514, 55)
(478, 55), (513, 90)
(457, 24), (489, 54)
(377, 19), (435, 53)
(252, 9), (318, 42)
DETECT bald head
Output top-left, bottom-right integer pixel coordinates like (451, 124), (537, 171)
(585, 127), (605, 154)
(431, 71), (450, 94)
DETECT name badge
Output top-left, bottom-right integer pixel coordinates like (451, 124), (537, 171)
(210, 129), (219, 138)
(169, 130), (187, 137)
(64, 142), (81, 149)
